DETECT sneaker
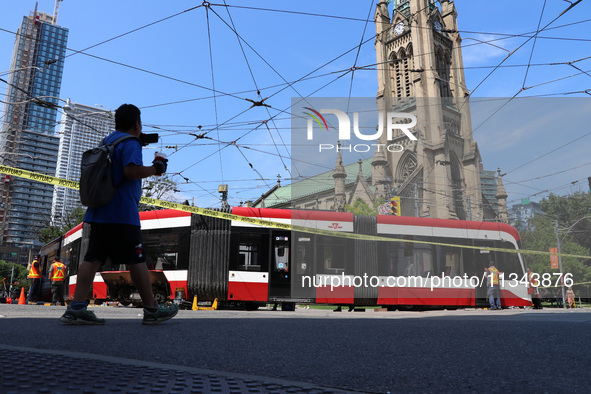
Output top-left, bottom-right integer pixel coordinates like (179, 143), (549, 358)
(60, 306), (106, 325)
(142, 304), (178, 325)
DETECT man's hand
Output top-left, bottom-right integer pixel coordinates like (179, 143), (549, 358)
(152, 158), (168, 176)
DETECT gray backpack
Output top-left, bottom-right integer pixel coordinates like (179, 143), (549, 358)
(79, 134), (139, 208)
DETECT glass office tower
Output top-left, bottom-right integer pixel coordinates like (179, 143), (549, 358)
(0, 9), (68, 247)
(52, 102), (114, 227)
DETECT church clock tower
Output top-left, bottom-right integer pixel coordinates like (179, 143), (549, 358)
(373, 0), (485, 220)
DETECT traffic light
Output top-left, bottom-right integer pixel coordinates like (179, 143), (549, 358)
(390, 196), (401, 216)
(588, 177), (591, 192)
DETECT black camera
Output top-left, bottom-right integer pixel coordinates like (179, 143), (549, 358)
(139, 133), (159, 146)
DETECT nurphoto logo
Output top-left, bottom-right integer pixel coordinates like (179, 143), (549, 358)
(304, 108), (417, 153)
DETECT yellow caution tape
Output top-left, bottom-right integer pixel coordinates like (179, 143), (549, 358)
(1, 164), (590, 260)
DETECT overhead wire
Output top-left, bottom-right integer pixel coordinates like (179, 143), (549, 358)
(521, 0), (547, 90)
(204, 5), (224, 183)
(2, 3), (588, 206)
(221, 0), (292, 177)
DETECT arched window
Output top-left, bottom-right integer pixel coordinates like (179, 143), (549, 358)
(435, 47), (452, 98)
(395, 151), (417, 183)
(405, 44), (413, 97)
(388, 52), (399, 98)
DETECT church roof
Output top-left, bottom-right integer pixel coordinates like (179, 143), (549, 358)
(254, 158), (373, 207)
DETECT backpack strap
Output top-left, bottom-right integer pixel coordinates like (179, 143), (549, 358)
(104, 134), (141, 187)
(103, 133), (140, 147)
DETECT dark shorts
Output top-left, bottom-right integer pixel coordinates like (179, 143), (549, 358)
(84, 223), (146, 266)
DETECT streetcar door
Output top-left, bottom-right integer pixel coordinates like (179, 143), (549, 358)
(268, 232), (291, 299)
(473, 247), (493, 305)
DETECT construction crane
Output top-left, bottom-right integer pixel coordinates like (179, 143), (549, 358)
(53, 0), (63, 25)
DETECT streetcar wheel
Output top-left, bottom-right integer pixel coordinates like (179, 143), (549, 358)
(153, 289), (168, 305)
(117, 288), (132, 306)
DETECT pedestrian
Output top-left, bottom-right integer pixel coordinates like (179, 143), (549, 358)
(28, 254), (42, 303)
(484, 261), (502, 310)
(555, 288), (563, 308)
(60, 104), (178, 325)
(527, 268), (543, 309)
(48, 258), (66, 306)
(565, 287), (575, 309)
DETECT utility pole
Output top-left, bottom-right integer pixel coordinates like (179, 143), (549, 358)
(219, 184), (229, 210)
(554, 220), (567, 309)
(466, 196), (472, 221)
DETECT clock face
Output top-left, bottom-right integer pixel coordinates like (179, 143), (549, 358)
(434, 20), (442, 33)
(394, 22), (405, 36)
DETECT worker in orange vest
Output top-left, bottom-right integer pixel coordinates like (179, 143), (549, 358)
(48, 258), (66, 306)
(28, 254), (42, 303)
(485, 261), (502, 310)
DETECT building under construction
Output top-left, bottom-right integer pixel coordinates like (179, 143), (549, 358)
(0, 1), (68, 247)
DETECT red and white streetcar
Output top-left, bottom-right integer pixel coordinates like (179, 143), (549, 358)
(40, 207), (531, 309)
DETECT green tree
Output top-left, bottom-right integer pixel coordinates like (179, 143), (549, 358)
(520, 192), (591, 295)
(0, 260), (29, 288)
(344, 197), (385, 216)
(36, 206), (86, 244)
(540, 192), (591, 250)
(139, 174), (181, 211)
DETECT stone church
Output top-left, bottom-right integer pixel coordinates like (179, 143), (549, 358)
(254, 0), (508, 223)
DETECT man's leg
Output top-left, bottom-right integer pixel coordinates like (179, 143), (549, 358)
(61, 260), (106, 324)
(51, 283), (58, 305)
(28, 280), (35, 301)
(31, 278), (41, 302)
(73, 260), (102, 302)
(487, 287), (495, 308)
(58, 284), (65, 305)
(494, 286), (502, 309)
(129, 263), (156, 308)
(129, 262), (178, 325)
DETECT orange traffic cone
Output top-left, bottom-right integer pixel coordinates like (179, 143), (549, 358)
(18, 287), (26, 304)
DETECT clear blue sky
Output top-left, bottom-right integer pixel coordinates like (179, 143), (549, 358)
(1, 0), (590, 208)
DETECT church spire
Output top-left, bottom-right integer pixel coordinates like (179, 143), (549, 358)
(372, 145), (390, 200)
(496, 168), (509, 224)
(333, 142), (347, 212)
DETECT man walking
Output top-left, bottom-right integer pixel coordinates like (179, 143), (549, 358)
(60, 104), (177, 325)
(48, 258), (66, 306)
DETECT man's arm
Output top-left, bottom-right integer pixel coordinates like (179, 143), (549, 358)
(124, 163), (158, 180)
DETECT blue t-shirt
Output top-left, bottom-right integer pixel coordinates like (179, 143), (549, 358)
(83, 131), (143, 226)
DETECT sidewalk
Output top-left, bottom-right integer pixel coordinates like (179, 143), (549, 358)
(0, 344), (350, 394)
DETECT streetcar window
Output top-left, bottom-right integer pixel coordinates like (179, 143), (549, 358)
(443, 248), (462, 277)
(61, 239), (81, 276)
(494, 241), (522, 276)
(143, 228), (190, 271)
(399, 245), (433, 277)
(229, 232), (268, 273)
(239, 244), (260, 270)
(317, 236), (348, 273)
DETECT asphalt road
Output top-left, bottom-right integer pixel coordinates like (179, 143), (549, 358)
(0, 304), (590, 393)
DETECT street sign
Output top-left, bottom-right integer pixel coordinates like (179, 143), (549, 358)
(377, 202), (391, 215)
